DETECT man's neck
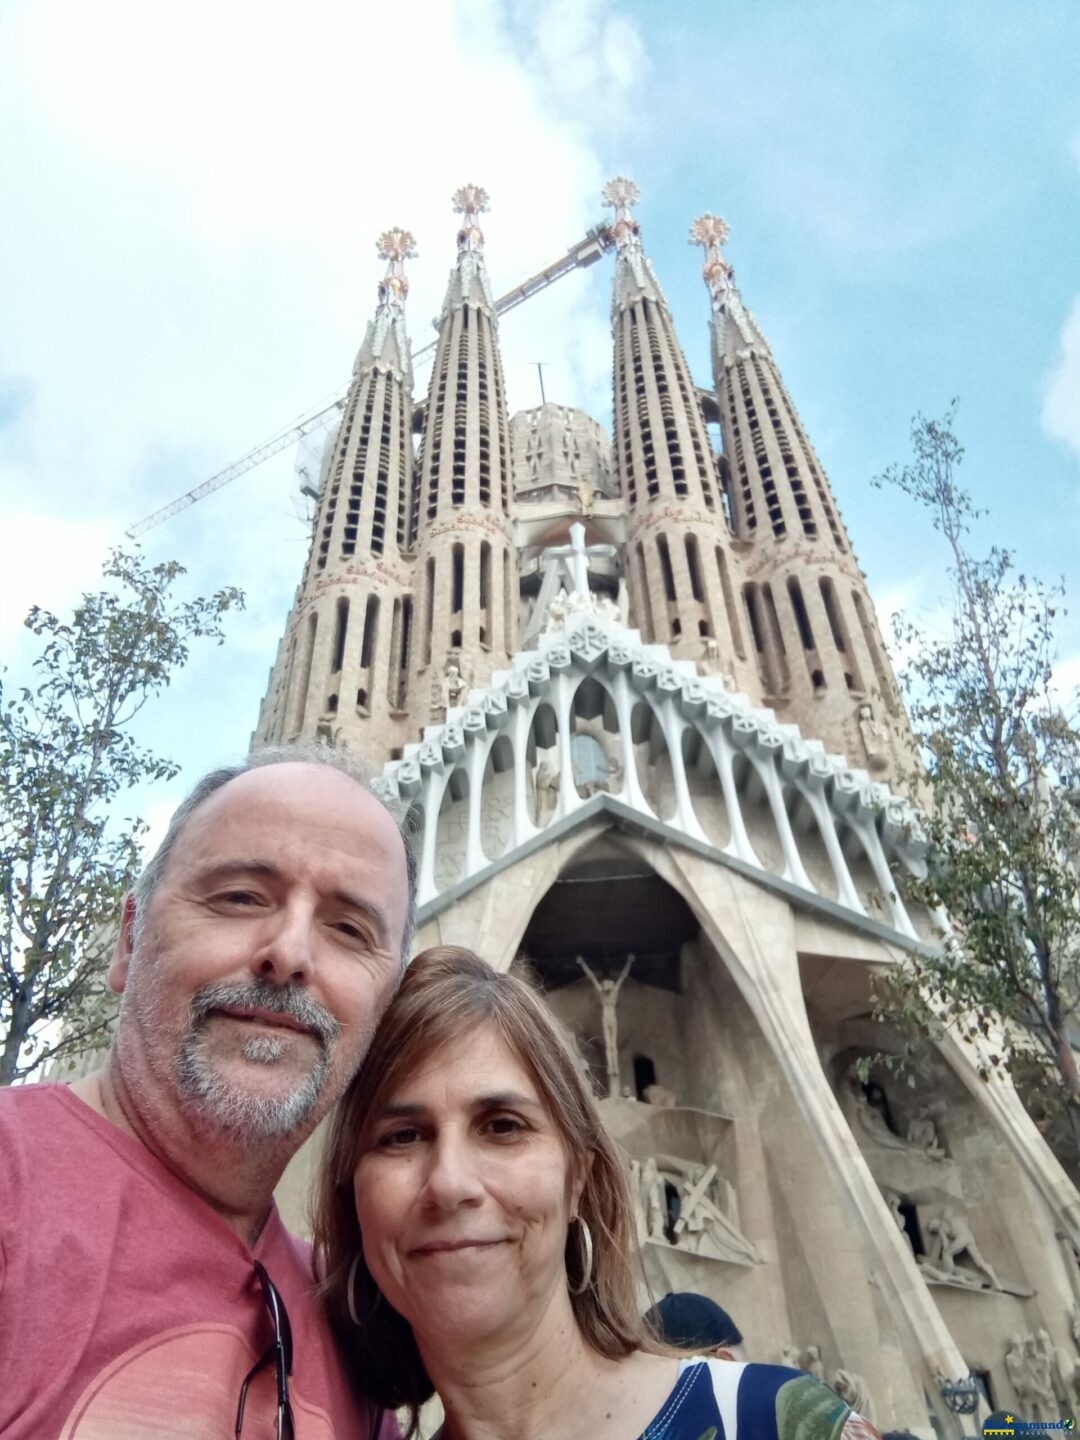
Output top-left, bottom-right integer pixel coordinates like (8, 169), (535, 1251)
(69, 1058), (291, 1247)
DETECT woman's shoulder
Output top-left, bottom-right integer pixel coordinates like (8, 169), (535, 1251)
(643, 1358), (881, 1440)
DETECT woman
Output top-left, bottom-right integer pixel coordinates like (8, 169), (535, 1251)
(314, 948), (878, 1440)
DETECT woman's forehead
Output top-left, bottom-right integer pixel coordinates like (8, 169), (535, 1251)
(385, 1021), (562, 1112)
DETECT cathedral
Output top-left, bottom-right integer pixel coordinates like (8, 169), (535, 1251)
(257, 181), (1080, 1435)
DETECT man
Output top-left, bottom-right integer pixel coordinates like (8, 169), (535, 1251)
(644, 1290), (746, 1361)
(0, 745), (415, 1439)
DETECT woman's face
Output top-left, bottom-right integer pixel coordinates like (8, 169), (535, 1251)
(353, 1024), (582, 1347)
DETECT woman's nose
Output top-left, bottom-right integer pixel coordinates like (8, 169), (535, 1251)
(421, 1134), (485, 1209)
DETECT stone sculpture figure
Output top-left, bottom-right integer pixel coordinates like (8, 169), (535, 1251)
(640, 1154), (666, 1242)
(642, 1083), (677, 1109)
(628, 1157), (646, 1244)
(1036, 1327), (1080, 1412)
(844, 1066), (910, 1152)
(779, 1344), (802, 1370)
(1005, 1334), (1033, 1409)
(577, 954), (634, 1098)
(805, 1345), (826, 1381)
(532, 758), (561, 820)
(1025, 1333), (1058, 1422)
(857, 702), (888, 772)
(927, 1207), (1000, 1290)
(905, 1107), (946, 1161)
(442, 660), (468, 710)
(884, 1191), (914, 1252)
(832, 1370), (876, 1425)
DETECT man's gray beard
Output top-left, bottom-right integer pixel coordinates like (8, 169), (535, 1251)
(174, 977), (342, 1141)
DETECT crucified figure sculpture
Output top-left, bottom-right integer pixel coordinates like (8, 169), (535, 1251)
(576, 954), (635, 1098)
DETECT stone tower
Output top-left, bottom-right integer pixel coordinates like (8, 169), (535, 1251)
(605, 179), (755, 692)
(690, 212), (907, 776)
(254, 228), (418, 757)
(409, 185), (518, 722)
(265, 185), (1080, 1437)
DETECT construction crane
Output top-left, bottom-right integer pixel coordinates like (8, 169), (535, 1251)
(125, 223), (614, 539)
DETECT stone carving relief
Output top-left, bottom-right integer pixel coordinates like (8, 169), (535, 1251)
(884, 1190), (912, 1251)
(530, 757), (561, 823)
(1005, 1331), (1067, 1420)
(442, 658), (470, 711)
(629, 1151), (755, 1266)
(857, 702), (889, 772)
(919, 1206), (1000, 1291)
(904, 1107), (946, 1161)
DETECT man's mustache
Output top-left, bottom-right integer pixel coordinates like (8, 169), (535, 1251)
(188, 978), (341, 1047)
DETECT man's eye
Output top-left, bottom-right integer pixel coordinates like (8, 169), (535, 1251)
(334, 920), (371, 944)
(217, 890), (262, 907)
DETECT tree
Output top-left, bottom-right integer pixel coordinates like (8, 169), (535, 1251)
(0, 549), (243, 1084)
(872, 405), (1080, 1166)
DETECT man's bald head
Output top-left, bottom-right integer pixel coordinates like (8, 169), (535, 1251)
(132, 744), (417, 964)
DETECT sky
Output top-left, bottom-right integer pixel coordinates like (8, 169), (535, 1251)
(2, 0), (1078, 851)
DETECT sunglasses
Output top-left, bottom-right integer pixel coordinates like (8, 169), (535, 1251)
(235, 1261), (296, 1440)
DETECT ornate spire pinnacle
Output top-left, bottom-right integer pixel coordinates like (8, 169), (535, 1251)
(690, 211), (769, 359)
(601, 176), (642, 252)
(453, 183), (489, 255)
(689, 213), (731, 310)
(602, 177), (664, 311)
(375, 227), (416, 311)
(442, 185), (494, 312)
(355, 226), (414, 379)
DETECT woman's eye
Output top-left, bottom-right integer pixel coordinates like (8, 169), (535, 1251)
(484, 1115), (526, 1139)
(377, 1127), (422, 1149)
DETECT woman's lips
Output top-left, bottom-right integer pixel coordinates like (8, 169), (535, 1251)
(409, 1238), (507, 1256)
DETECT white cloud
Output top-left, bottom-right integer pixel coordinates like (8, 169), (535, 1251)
(1042, 297), (1080, 459)
(0, 508), (116, 659)
(1050, 652), (1080, 713)
(0, 0), (644, 799)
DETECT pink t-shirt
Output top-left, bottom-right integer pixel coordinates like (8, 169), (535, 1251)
(0, 1083), (398, 1440)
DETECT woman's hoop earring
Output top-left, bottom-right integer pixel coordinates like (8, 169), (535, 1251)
(569, 1216), (594, 1296)
(347, 1254), (362, 1326)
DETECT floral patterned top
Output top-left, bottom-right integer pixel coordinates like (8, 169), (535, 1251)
(639, 1358), (882, 1440)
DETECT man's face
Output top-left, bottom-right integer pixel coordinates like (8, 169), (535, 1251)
(110, 763), (409, 1143)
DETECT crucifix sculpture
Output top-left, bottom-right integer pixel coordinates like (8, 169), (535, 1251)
(576, 953), (635, 1098)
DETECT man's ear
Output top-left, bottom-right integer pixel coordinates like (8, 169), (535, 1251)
(108, 893), (138, 994)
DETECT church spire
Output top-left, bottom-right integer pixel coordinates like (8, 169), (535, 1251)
(253, 227), (419, 755)
(605, 179), (751, 683)
(410, 186), (517, 712)
(691, 211), (909, 774)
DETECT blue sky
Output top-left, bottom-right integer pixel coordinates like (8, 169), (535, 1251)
(1, 0), (1078, 846)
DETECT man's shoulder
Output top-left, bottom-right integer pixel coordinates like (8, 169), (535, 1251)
(0, 1081), (69, 1146)
(0, 1079), (65, 1109)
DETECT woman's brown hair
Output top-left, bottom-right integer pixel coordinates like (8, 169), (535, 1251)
(312, 945), (662, 1437)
